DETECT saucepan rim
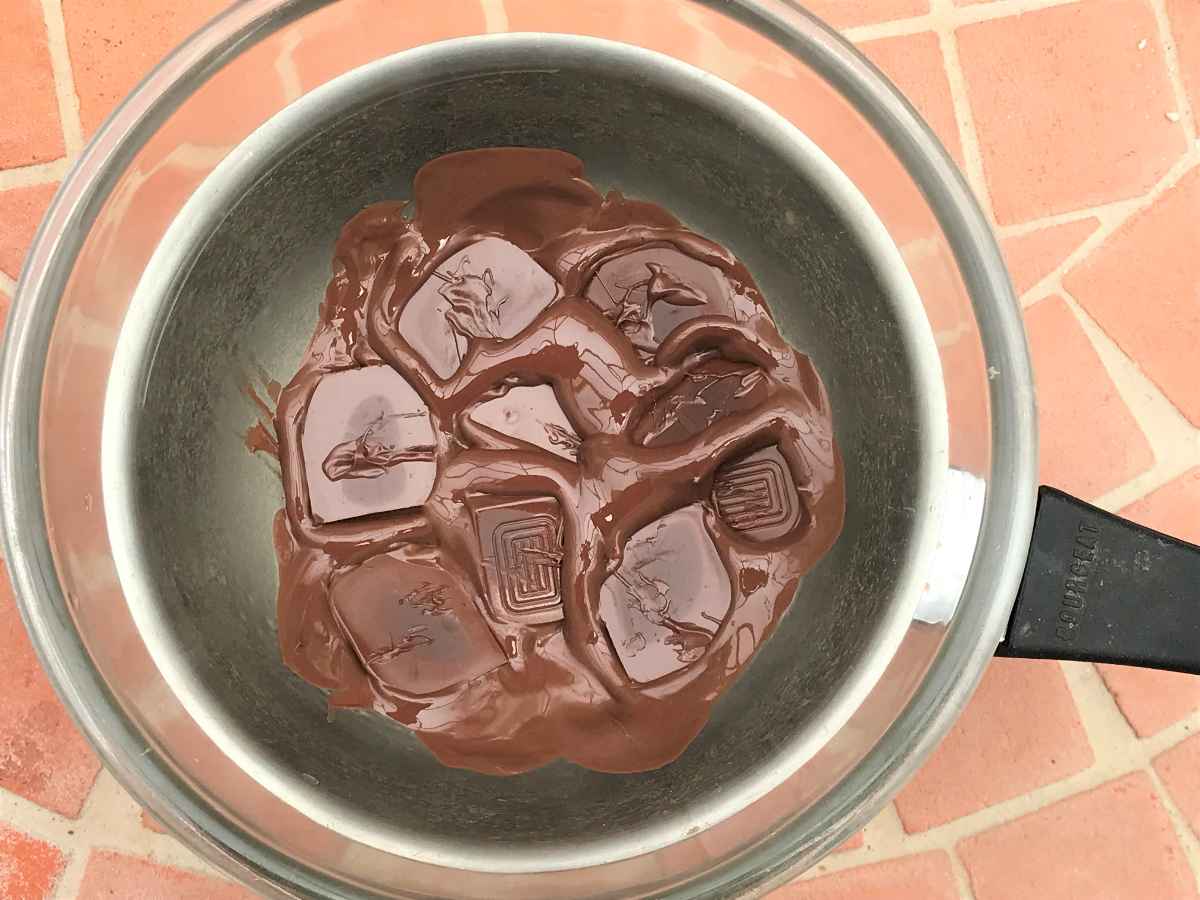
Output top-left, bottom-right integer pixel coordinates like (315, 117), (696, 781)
(0, 0), (1036, 896)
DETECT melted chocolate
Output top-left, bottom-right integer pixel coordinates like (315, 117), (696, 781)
(633, 359), (769, 447)
(260, 148), (844, 774)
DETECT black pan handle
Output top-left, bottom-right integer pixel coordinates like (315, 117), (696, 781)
(997, 486), (1200, 674)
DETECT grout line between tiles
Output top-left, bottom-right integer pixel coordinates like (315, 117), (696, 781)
(950, 0), (1083, 23)
(0, 0), (1195, 893)
(273, 28), (304, 104)
(1141, 717), (1200, 764)
(846, 0), (1101, 229)
(48, 836), (89, 899)
(481, 0), (510, 33)
(0, 158), (70, 190)
(792, 732), (1200, 883)
(0, 765), (236, 897)
(872, 801), (907, 846)
(1060, 660), (1200, 884)
(843, 0), (1086, 43)
(45, 769), (232, 899)
(0, 775), (106, 898)
(1059, 660), (1141, 768)
(843, 13), (938, 42)
(48, 770), (140, 899)
(929, 0), (997, 223)
(996, 202), (1128, 240)
(1016, 152), (1198, 309)
(0, 791), (80, 853)
(1149, 767), (1200, 894)
(947, 846), (979, 900)
(1059, 290), (1200, 512)
(1003, 152), (1200, 516)
(1148, 0), (1199, 143)
(38, 0), (86, 156)
(998, 133), (1198, 243)
(795, 659), (1200, 884)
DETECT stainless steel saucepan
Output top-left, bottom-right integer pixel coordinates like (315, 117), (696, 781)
(2, 1), (1197, 897)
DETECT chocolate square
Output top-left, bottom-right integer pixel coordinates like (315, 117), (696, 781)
(301, 366), (436, 524)
(397, 237), (559, 378)
(468, 385), (581, 460)
(585, 248), (734, 352)
(632, 360), (768, 447)
(331, 552), (506, 696)
(598, 505), (731, 684)
(467, 494), (565, 625)
(712, 445), (805, 542)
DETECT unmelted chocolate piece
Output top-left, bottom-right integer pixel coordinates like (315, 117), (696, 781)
(599, 505), (731, 684)
(713, 445), (806, 541)
(301, 367), (436, 524)
(397, 237), (559, 377)
(468, 385), (581, 460)
(585, 247), (735, 352)
(633, 360), (769, 447)
(331, 552), (505, 696)
(467, 494), (565, 625)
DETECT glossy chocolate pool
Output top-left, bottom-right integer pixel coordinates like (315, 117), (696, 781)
(256, 148), (844, 775)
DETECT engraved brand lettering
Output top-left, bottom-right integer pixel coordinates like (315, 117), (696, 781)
(1055, 519), (1099, 645)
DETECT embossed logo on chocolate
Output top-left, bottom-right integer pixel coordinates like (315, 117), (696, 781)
(713, 445), (806, 542)
(494, 519), (560, 607)
(468, 494), (565, 624)
(258, 148), (845, 775)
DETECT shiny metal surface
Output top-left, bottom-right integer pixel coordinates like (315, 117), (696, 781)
(105, 34), (944, 872)
(0, 1), (1036, 898)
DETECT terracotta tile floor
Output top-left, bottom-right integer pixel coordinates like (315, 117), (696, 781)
(0, 0), (1197, 897)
